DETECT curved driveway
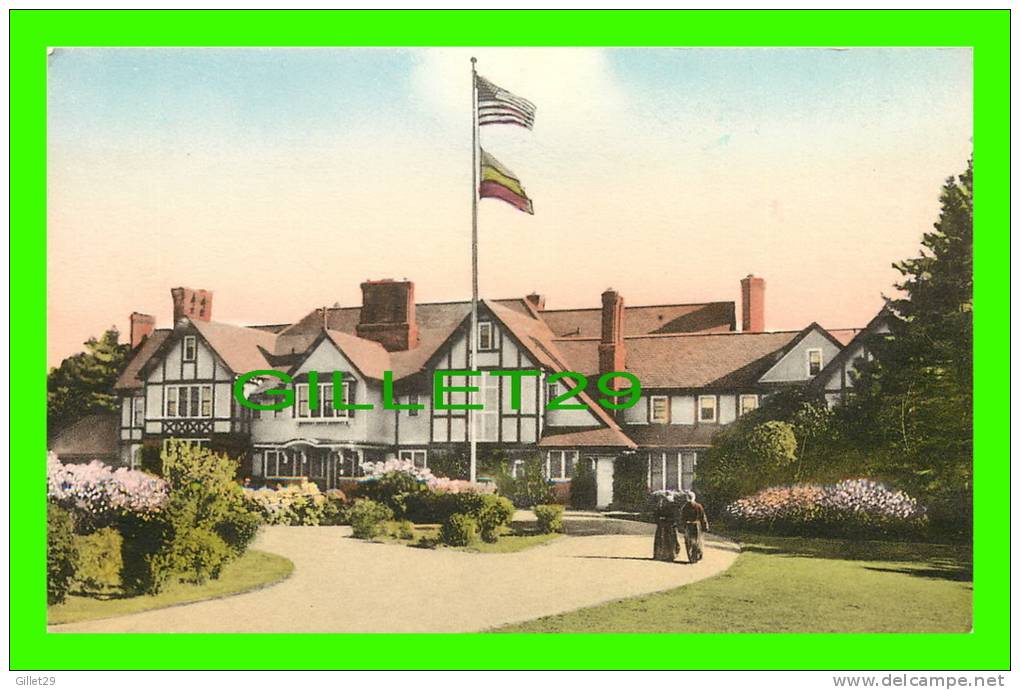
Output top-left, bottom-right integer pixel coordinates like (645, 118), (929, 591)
(52, 524), (739, 633)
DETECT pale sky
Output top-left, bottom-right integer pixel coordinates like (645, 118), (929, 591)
(47, 47), (973, 366)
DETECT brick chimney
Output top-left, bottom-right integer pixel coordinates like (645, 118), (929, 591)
(740, 275), (765, 333)
(525, 293), (545, 311)
(356, 279), (419, 351)
(598, 288), (626, 378)
(171, 287), (213, 323)
(129, 312), (155, 349)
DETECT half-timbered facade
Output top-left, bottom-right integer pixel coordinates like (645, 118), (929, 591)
(114, 277), (862, 507)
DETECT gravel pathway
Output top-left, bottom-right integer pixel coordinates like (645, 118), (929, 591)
(51, 523), (739, 633)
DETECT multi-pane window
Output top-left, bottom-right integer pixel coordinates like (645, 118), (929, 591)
(296, 382), (353, 420)
(472, 372), (499, 441)
(698, 395), (717, 423)
(546, 450), (579, 480)
(183, 335), (197, 362)
(738, 394), (759, 417)
(650, 395), (670, 424)
(399, 449), (428, 469)
(650, 451), (695, 492)
(477, 321), (495, 351)
(164, 385), (212, 418)
(132, 396), (144, 426)
(807, 349), (823, 376)
(408, 394), (420, 417)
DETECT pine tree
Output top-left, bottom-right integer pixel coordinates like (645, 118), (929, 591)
(47, 328), (131, 434)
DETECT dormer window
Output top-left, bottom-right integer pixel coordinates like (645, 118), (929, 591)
(807, 348), (823, 376)
(183, 335), (197, 362)
(477, 321), (495, 351)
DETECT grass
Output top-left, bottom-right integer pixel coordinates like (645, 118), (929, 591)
(494, 533), (972, 633)
(375, 521), (562, 553)
(48, 549), (294, 626)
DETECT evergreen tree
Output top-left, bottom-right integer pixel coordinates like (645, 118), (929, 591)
(47, 328), (130, 434)
(847, 159), (973, 523)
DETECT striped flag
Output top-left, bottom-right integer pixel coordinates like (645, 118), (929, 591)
(479, 149), (534, 214)
(476, 74), (536, 129)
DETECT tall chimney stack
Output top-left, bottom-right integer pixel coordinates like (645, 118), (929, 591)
(741, 275), (765, 333)
(171, 287), (213, 323)
(598, 288), (626, 378)
(356, 279), (419, 351)
(129, 312), (155, 349)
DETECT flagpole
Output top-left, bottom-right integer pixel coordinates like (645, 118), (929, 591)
(469, 56), (479, 484)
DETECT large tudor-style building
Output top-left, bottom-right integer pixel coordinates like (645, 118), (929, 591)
(113, 278), (867, 508)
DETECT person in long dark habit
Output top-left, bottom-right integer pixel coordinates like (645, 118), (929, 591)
(652, 492), (681, 562)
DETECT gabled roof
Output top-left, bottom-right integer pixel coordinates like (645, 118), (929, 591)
(322, 329), (391, 381)
(809, 308), (893, 393)
(114, 329), (172, 390)
(190, 319), (278, 374)
(540, 301), (735, 338)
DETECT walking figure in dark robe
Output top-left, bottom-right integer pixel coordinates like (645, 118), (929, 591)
(652, 492), (681, 562)
(681, 491), (709, 563)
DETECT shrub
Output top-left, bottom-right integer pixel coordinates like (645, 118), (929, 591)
(570, 459), (597, 509)
(749, 421), (798, 470)
(349, 498), (394, 540)
(612, 455), (649, 510)
(394, 520), (415, 540)
(476, 495), (515, 542)
(724, 478), (928, 538)
(47, 503), (77, 605)
(321, 489), (350, 526)
(47, 453), (168, 531)
(534, 504), (565, 534)
(403, 486), (493, 524)
(244, 482), (326, 526)
(441, 513), (478, 546)
(495, 455), (551, 507)
(73, 526), (123, 592)
(121, 441), (254, 594)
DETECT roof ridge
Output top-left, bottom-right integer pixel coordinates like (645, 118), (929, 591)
(539, 300), (733, 313)
(553, 329), (803, 342)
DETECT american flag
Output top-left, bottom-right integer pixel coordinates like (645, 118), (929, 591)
(476, 74), (536, 129)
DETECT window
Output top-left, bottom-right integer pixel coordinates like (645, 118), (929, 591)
(164, 385), (212, 418)
(132, 396), (144, 427)
(471, 372), (499, 441)
(399, 449), (428, 469)
(296, 381), (353, 420)
(681, 452), (697, 491)
(477, 321), (495, 351)
(183, 335), (197, 362)
(649, 452), (683, 491)
(807, 348), (823, 376)
(408, 394), (420, 417)
(546, 450), (579, 480)
(698, 395), (717, 423)
(738, 394), (759, 417)
(650, 395), (670, 424)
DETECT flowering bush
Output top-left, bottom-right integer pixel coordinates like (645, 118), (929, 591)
(47, 453), (168, 529)
(243, 482), (327, 526)
(361, 458), (436, 483)
(427, 477), (495, 494)
(724, 479), (927, 537)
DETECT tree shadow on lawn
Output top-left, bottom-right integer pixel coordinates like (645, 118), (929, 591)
(731, 533), (972, 572)
(862, 559), (973, 583)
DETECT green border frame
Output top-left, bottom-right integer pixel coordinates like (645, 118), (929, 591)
(11, 9), (1009, 670)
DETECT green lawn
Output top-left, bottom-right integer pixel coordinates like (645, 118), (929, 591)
(377, 522), (562, 553)
(48, 549), (294, 626)
(495, 533), (972, 633)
